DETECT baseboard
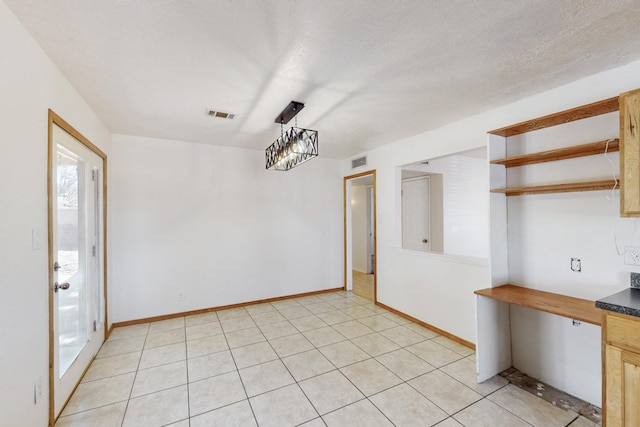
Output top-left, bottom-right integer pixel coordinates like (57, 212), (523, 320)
(106, 323), (114, 339)
(113, 287), (344, 328)
(375, 301), (476, 350)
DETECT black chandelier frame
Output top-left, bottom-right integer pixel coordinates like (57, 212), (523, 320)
(265, 126), (318, 171)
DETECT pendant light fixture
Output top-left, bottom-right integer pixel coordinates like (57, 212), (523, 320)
(265, 101), (318, 171)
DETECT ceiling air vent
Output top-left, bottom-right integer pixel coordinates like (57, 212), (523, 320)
(206, 109), (235, 120)
(351, 156), (367, 169)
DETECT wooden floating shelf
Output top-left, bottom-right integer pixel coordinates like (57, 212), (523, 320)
(475, 284), (602, 326)
(491, 139), (619, 168)
(489, 97), (619, 137)
(491, 179), (618, 196)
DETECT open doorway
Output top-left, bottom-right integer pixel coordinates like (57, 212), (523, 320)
(344, 170), (376, 301)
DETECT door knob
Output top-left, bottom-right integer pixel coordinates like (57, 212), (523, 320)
(422, 239), (428, 243)
(54, 282), (70, 292)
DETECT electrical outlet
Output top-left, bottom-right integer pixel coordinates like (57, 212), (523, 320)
(571, 258), (581, 272)
(625, 247), (640, 266)
(572, 319), (581, 327)
(177, 291), (185, 302)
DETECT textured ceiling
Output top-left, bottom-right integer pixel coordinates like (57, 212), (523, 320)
(5, 0), (640, 158)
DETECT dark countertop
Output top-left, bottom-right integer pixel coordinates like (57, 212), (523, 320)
(596, 288), (640, 318)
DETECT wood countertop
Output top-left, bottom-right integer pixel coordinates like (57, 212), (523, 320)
(475, 284), (602, 326)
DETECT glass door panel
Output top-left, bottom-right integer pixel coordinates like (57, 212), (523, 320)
(55, 146), (88, 377)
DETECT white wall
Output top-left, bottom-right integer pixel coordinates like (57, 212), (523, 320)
(510, 306), (602, 405)
(351, 185), (368, 272)
(0, 2), (111, 425)
(109, 135), (343, 322)
(352, 150), (491, 344)
(348, 59), (640, 346)
(505, 111), (633, 299)
(500, 110), (638, 405)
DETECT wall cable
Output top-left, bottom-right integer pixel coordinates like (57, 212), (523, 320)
(604, 138), (639, 255)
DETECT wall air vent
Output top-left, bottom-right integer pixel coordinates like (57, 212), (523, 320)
(351, 156), (367, 169)
(206, 109), (235, 120)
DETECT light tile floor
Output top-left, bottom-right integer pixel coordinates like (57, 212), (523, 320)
(55, 291), (600, 427)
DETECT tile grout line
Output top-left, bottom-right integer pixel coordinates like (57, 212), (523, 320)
(256, 295), (371, 424)
(313, 296), (487, 426)
(249, 295), (428, 423)
(120, 323), (150, 427)
(290, 299), (378, 425)
(264, 300), (342, 424)
(274, 294), (424, 425)
(102, 295), (426, 424)
(183, 317), (192, 427)
(222, 310), (261, 427)
(293, 294), (470, 426)
(72, 291), (585, 427)
(272, 296), (440, 426)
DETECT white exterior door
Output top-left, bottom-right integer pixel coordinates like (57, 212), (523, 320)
(50, 122), (105, 417)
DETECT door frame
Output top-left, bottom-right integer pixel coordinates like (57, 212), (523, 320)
(366, 185), (375, 274)
(47, 109), (108, 426)
(343, 170), (377, 301)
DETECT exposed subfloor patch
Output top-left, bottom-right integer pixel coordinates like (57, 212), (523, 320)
(500, 367), (602, 424)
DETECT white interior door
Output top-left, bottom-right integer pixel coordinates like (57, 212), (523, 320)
(51, 123), (105, 417)
(366, 186), (374, 274)
(402, 176), (431, 251)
